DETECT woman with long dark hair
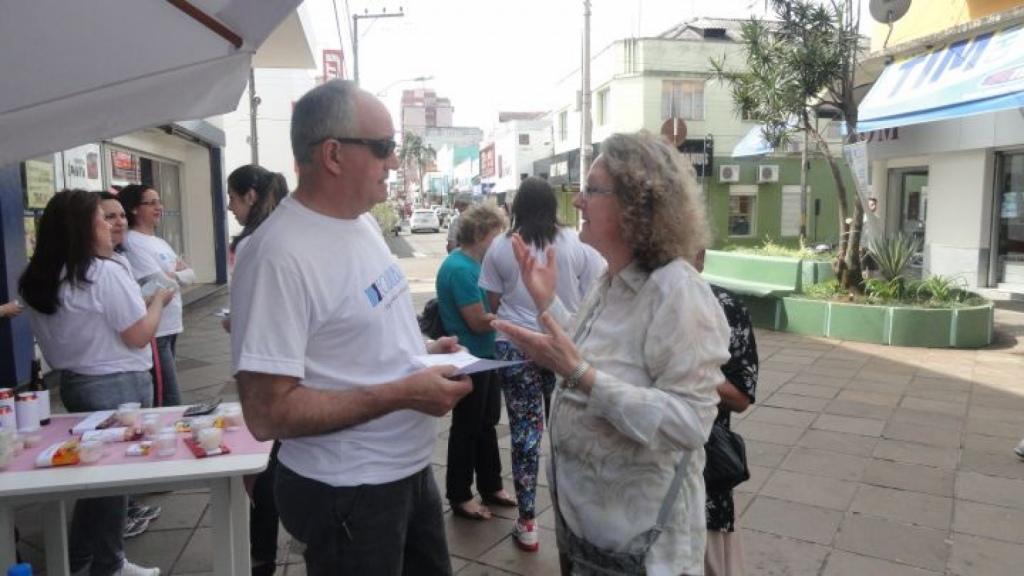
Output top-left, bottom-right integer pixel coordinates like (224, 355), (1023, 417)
(20, 189), (173, 576)
(227, 164), (289, 255)
(478, 176), (604, 551)
(225, 164), (288, 576)
(118, 184), (194, 406)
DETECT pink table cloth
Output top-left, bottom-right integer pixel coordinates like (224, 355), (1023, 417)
(4, 410), (271, 473)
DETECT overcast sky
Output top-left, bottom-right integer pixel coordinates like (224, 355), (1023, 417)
(304, 0), (874, 131)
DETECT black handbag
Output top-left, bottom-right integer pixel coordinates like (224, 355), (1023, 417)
(703, 421), (750, 492)
(417, 298), (447, 339)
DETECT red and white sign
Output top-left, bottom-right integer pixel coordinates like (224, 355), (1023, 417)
(323, 49), (345, 81)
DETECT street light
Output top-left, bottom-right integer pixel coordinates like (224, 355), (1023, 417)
(375, 75), (433, 97)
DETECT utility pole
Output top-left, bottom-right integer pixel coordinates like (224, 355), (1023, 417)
(353, 7), (404, 86)
(579, 0), (593, 193)
(799, 125), (808, 241)
(248, 67), (260, 165)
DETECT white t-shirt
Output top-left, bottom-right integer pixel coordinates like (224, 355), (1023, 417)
(28, 259), (152, 375)
(231, 196), (434, 487)
(122, 230), (184, 337)
(479, 228), (605, 339)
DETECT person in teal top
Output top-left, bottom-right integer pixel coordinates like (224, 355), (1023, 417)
(435, 203), (518, 520)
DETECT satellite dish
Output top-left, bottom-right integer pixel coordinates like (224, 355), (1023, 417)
(869, 0), (911, 24)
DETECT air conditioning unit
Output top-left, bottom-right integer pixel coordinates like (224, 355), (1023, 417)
(719, 164), (740, 183)
(758, 165), (780, 183)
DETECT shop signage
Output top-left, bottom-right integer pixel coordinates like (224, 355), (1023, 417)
(110, 150), (140, 182)
(25, 159), (55, 209)
(62, 144), (102, 190)
(323, 49), (344, 81)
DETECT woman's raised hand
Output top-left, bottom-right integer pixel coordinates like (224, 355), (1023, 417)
(510, 233), (557, 313)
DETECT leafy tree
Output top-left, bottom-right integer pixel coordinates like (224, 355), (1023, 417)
(398, 131), (436, 201)
(712, 0), (865, 289)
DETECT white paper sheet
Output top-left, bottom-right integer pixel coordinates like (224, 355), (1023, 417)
(413, 351), (524, 376)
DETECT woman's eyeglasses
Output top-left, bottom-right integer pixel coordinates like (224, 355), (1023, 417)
(320, 137), (397, 159)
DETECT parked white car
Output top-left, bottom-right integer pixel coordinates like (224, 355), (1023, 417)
(410, 209), (441, 233)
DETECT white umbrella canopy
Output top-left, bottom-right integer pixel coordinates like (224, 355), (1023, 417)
(0, 0), (303, 167)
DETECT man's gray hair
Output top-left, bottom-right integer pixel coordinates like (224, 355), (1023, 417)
(291, 80), (359, 165)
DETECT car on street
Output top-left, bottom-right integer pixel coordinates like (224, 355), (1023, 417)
(410, 208), (441, 233)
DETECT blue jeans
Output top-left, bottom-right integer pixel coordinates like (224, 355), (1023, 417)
(153, 334), (181, 406)
(275, 464), (452, 576)
(58, 370), (153, 576)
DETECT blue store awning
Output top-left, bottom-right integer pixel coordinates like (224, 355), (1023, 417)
(858, 24), (1024, 133)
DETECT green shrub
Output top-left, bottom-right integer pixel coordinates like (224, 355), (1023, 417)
(911, 275), (968, 306)
(869, 233), (921, 281)
(370, 203), (399, 235)
(803, 279), (844, 299)
(722, 237), (832, 260)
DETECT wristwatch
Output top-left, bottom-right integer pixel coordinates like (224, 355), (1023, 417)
(563, 360), (591, 389)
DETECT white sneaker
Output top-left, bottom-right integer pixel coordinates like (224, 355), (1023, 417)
(1015, 438), (1024, 460)
(513, 518), (539, 552)
(114, 560), (160, 576)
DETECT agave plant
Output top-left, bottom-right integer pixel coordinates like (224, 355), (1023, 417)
(868, 233), (922, 281)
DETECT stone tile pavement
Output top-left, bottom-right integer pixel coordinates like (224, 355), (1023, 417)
(13, 287), (1024, 575)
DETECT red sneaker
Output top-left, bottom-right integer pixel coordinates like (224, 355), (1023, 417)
(513, 518), (539, 552)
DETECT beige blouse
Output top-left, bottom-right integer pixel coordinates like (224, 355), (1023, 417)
(548, 258), (730, 576)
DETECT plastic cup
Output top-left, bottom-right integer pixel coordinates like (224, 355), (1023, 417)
(117, 402), (142, 427)
(220, 405), (243, 430)
(156, 427), (177, 457)
(198, 427), (223, 452)
(142, 414), (161, 438)
(190, 416), (214, 442)
(79, 439), (105, 464)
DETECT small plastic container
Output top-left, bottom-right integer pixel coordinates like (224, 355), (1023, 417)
(190, 416), (214, 442)
(197, 427), (223, 452)
(117, 402), (142, 427)
(79, 439), (105, 464)
(220, 404), (243, 430)
(142, 413), (161, 438)
(156, 427), (177, 457)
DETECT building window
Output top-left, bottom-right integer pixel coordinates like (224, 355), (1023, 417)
(661, 80), (704, 121)
(519, 134), (530, 145)
(596, 89), (610, 126)
(728, 185), (757, 237)
(558, 111), (568, 141)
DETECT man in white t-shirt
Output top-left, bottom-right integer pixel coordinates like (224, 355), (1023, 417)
(231, 80), (472, 575)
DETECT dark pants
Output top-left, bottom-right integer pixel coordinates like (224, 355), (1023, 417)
(59, 370), (153, 576)
(275, 464), (452, 576)
(152, 334), (181, 406)
(251, 441), (281, 567)
(445, 370), (503, 504)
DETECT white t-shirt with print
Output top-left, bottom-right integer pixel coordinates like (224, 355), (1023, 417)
(230, 196), (434, 487)
(122, 230), (184, 337)
(479, 228), (605, 339)
(28, 259), (152, 375)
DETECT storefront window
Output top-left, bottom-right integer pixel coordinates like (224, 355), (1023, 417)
(996, 153), (1024, 286)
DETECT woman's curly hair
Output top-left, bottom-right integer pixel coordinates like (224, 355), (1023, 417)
(599, 131), (710, 271)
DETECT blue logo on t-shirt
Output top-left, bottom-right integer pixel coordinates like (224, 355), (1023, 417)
(364, 263), (405, 307)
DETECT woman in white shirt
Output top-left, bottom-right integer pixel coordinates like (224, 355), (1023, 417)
(118, 184), (195, 406)
(494, 132), (731, 576)
(225, 163), (289, 576)
(478, 176), (603, 552)
(20, 189), (173, 576)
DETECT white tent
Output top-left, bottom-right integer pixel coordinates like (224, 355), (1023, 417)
(0, 0), (305, 167)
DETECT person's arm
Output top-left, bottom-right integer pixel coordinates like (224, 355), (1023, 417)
(459, 302), (495, 333)
(718, 381), (751, 413)
(715, 289), (758, 413)
(486, 291), (501, 316)
(237, 367), (472, 441)
(0, 300), (22, 318)
(120, 289), (174, 348)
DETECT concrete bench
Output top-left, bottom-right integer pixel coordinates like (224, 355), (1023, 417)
(701, 251), (803, 297)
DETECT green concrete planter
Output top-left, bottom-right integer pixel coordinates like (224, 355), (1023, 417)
(779, 297), (994, 348)
(779, 297), (828, 336)
(801, 260), (835, 286)
(827, 302), (889, 344)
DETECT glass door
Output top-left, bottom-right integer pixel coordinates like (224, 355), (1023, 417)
(995, 153), (1024, 286)
(900, 171), (928, 268)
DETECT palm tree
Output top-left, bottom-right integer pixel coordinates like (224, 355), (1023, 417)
(712, 0), (865, 289)
(398, 132), (437, 203)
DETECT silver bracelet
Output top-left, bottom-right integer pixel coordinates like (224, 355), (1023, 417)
(564, 360), (591, 389)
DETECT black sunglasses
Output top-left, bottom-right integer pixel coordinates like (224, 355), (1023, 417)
(319, 136), (397, 159)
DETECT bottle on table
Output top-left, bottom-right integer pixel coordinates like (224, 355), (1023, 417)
(28, 358), (49, 426)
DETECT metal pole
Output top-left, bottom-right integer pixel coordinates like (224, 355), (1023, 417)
(353, 17), (359, 85)
(580, 0), (593, 190)
(249, 67), (259, 165)
(799, 126), (808, 241)
(352, 10), (404, 87)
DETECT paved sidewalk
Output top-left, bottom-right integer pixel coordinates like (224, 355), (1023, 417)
(14, 287), (1024, 575)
